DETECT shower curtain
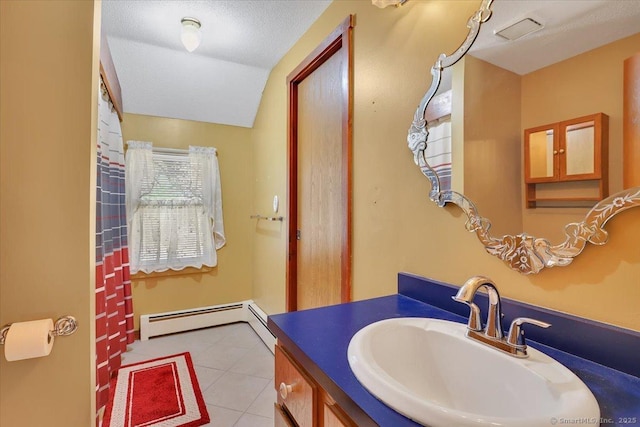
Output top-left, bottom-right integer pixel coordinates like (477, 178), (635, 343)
(95, 79), (135, 418)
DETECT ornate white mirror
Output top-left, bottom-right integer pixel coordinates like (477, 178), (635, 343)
(408, 0), (640, 274)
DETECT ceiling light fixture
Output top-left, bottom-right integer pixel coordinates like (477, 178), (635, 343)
(181, 17), (202, 52)
(372, 0), (408, 9)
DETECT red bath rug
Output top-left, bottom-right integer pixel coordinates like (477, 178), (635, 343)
(102, 352), (209, 427)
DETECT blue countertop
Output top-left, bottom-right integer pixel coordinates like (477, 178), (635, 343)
(267, 275), (640, 427)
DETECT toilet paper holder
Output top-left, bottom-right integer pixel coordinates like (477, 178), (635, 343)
(0, 316), (78, 345)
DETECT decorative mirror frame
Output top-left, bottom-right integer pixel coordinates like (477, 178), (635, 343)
(407, 0), (640, 274)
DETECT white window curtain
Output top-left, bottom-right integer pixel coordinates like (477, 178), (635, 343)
(125, 141), (225, 273)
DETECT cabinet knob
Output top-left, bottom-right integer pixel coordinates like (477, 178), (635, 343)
(279, 382), (294, 399)
(553, 150), (558, 155)
(559, 148), (565, 154)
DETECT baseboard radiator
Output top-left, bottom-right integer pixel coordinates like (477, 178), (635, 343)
(246, 302), (275, 353)
(139, 300), (276, 353)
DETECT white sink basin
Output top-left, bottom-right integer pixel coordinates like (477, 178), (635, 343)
(347, 317), (599, 427)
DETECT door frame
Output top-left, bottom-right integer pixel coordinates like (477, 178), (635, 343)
(286, 15), (354, 312)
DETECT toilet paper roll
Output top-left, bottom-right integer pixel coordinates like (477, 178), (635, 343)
(4, 319), (54, 362)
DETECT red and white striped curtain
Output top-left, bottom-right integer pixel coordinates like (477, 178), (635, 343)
(95, 79), (135, 419)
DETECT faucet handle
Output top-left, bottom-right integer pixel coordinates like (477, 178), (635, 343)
(507, 317), (551, 348)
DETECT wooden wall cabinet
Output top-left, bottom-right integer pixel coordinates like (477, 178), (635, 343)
(623, 52), (640, 188)
(524, 113), (609, 208)
(274, 344), (355, 427)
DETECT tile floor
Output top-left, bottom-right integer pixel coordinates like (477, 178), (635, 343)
(122, 322), (276, 427)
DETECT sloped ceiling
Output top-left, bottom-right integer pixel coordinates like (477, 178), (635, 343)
(101, 0), (332, 128)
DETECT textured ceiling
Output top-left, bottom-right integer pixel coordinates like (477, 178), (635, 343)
(102, 0), (640, 128)
(470, 0), (640, 75)
(101, 0), (332, 127)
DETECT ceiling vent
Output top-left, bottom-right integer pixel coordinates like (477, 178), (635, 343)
(495, 18), (544, 41)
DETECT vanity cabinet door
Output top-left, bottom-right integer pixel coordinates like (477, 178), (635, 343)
(274, 403), (296, 427)
(322, 398), (354, 427)
(275, 345), (316, 427)
(275, 343), (362, 426)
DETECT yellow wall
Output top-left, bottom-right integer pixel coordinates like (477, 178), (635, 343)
(521, 32), (640, 239)
(458, 55), (523, 237)
(0, 1), (99, 426)
(251, 0), (640, 331)
(121, 114), (254, 328)
(251, 0), (483, 313)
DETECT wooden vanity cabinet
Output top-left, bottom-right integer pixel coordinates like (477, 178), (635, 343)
(274, 344), (356, 427)
(524, 113), (609, 208)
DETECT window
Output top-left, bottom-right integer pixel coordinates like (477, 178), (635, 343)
(125, 141), (225, 274)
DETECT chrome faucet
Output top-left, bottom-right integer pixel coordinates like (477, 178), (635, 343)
(453, 276), (550, 358)
(453, 276), (504, 340)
